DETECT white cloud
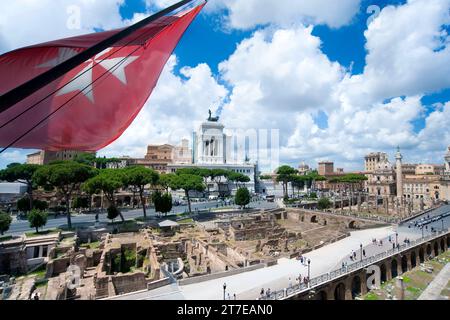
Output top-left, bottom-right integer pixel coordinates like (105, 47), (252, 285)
(0, 0), (127, 53)
(339, 0), (450, 107)
(216, 0), (450, 171)
(219, 26), (344, 143)
(207, 0), (362, 29)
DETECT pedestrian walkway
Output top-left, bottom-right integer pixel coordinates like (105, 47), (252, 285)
(334, 229), (421, 270)
(418, 263), (450, 300)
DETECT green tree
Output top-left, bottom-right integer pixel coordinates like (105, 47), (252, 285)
(72, 197), (89, 209)
(152, 191), (173, 217)
(170, 174), (205, 214)
(82, 169), (126, 222)
(290, 175), (308, 197)
(107, 205), (120, 223)
(122, 166), (159, 219)
(305, 171), (326, 192)
(0, 164), (40, 209)
(276, 166), (298, 198)
(17, 197), (31, 213)
(228, 172), (251, 189)
(28, 209), (48, 234)
(33, 161), (98, 229)
(318, 198), (332, 210)
(73, 153), (97, 166)
(159, 174), (177, 193)
(0, 211), (12, 235)
(33, 200), (48, 211)
(235, 188), (251, 209)
(335, 174), (368, 211)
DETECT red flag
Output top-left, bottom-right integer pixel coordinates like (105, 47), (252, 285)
(0, 3), (205, 151)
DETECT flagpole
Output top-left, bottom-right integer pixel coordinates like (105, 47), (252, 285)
(0, 0), (200, 114)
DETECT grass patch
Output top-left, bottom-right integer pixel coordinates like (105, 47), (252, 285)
(364, 292), (379, 300)
(27, 265), (47, 278)
(35, 279), (48, 288)
(80, 241), (101, 250)
(0, 235), (12, 242)
(25, 229), (61, 238)
(178, 218), (194, 224)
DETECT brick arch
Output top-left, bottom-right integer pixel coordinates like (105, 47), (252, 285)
(315, 290), (328, 301)
(419, 247), (425, 263)
(426, 244), (432, 258)
(440, 238), (445, 252)
(311, 215), (318, 223)
(391, 259), (399, 278)
(380, 263), (387, 283)
(410, 250), (417, 268)
(334, 282), (346, 300)
(401, 255), (408, 273)
(351, 275), (362, 299)
(348, 221), (357, 229)
(434, 241), (439, 257)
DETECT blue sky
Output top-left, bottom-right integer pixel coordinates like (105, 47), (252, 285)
(0, 0), (449, 171)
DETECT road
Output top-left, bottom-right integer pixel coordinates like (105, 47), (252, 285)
(5, 200), (278, 236)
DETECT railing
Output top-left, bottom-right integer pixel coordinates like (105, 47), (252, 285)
(260, 229), (449, 300)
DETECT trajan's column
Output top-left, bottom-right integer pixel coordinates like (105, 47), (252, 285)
(395, 146), (404, 205)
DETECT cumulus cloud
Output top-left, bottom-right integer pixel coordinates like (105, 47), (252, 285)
(339, 0), (450, 107)
(216, 0), (450, 170)
(206, 0), (362, 29)
(0, 0), (128, 53)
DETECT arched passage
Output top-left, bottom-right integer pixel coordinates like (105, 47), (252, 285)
(315, 290), (327, 301)
(426, 244), (432, 258)
(401, 255), (408, 273)
(391, 259), (398, 278)
(440, 239), (445, 252)
(334, 283), (346, 300)
(311, 216), (318, 223)
(419, 248), (425, 263)
(410, 251), (417, 268)
(434, 242), (439, 257)
(351, 276), (362, 299)
(380, 263), (387, 283)
(447, 236), (450, 248)
(349, 221), (357, 229)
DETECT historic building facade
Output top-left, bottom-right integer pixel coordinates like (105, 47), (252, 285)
(167, 114), (258, 193)
(365, 146), (450, 212)
(26, 150), (95, 165)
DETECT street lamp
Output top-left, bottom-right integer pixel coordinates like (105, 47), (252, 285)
(442, 218), (445, 232)
(223, 283), (227, 301)
(360, 244), (363, 262)
(307, 259), (311, 287)
(395, 232), (399, 248)
(421, 226), (424, 239)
